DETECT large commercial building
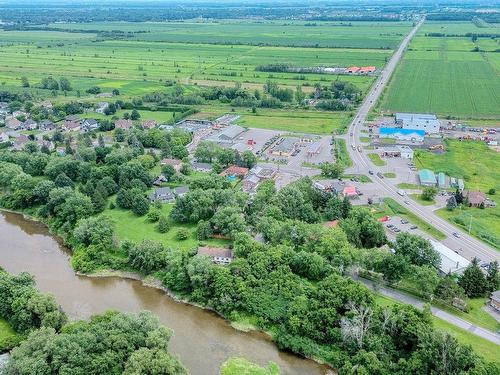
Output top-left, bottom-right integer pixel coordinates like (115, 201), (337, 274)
(395, 113), (441, 134)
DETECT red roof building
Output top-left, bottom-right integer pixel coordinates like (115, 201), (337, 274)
(359, 66), (376, 74)
(220, 165), (249, 178)
(343, 186), (358, 197)
(347, 66), (360, 73)
(115, 119), (133, 130)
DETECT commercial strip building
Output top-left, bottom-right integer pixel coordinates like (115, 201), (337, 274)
(430, 240), (470, 275)
(381, 145), (414, 159)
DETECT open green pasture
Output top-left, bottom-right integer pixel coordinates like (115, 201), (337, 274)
(102, 204), (229, 251)
(0, 35), (385, 96)
(43, 20), (412, 49)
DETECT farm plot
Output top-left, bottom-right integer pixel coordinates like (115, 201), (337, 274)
(44, 20), (413, 49)
(418, 21), (500, 37)
(0, 36), (385, 96)
(382, 49), (500, 118)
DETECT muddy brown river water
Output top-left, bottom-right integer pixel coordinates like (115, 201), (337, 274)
(0, 211), (329, 375)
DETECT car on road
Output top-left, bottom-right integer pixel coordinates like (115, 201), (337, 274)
(410, 225), (417, 230)
(351, 144), (356, 150)
(357, 146), (362, 152)
(453, 232), (460, 238)
(376, 172), (384, 179)
(350, 132), (353, 136)
(404, 200), (410, 205)
(397, 190), (405, 196)
(368, 170), (374, 175)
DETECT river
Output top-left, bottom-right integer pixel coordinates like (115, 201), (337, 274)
(0, 211), (329, 375)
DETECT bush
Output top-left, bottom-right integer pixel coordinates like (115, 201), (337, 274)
(146, 210), (161, 222)
(175, 228), (189, 241)
(157, 216), (170, 233)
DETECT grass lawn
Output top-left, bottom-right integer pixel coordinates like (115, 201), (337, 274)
(102, 205), (230, 251)
(342, 174), (372, 183)
(367, 153), (386, 166)
(397, 183), (422, 190)
(382, 198), (446, 240)
(383, 172), (396, 178)
(409, 193), (435, 206)
(220, 357), (280, 375)
(0, 317), (18, 351)
(236, 109), (351, 135)
(374, 295), (500, 363)
(360, 136), (370, 143)
(414, 140), (499, 249)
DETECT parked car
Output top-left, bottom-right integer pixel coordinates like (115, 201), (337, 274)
(386, 224), (393, 228)
(401, 219), (409, 224)
(393, 228), (401, 233)
(410, 225), (417, 230)
(368, 170), (374, 175)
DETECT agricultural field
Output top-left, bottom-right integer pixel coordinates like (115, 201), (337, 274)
(414, 140), (500, 249)
(381, 21), (500, 119)
(41, 20), (413, 49)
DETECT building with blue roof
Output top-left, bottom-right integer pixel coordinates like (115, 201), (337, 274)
(395, 113), (441, 134)
(419, 169), (436, 186)
(379, 127), (425, 142)
(437, 172), (447, 188)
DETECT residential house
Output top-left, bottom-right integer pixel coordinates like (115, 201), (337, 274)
(0, 132), (9, 143)
(62, 119), (81, 132)
(81, 118), (99, 132)
(149, 186), (189, 203)
(95, 102), (109, 114)
(242, 174), (260, 193)
(22, 119), (38, 130)
(489, 290), (500, 313)
(115, 119), (133, 130)
(36, 139), (55, 151)
(142, 120), (157, 130)
(38, 120), (55, 131)
(12, 134), (30, 150)
(197, 246), (233, 265)
(96, 92), (113, 98)
(160, 158), (182, 172)
(192, 162), (213, 173)
(465, 191), (487, 208)
(220, 165), (249, 178)
(153, 175), (168, 186)
(5, 118), (23, 131)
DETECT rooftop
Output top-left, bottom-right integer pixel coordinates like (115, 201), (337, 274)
(419, 169), (436, 184)
(379, 127), (425, 137)
(430, 240), (470, 274)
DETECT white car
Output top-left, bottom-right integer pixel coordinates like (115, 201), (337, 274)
(397, 190), (405, 196)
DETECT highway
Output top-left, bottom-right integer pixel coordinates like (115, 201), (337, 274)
(344, 19), (499, 263)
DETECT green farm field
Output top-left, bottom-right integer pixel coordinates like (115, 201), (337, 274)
(382, 21), (500, 119)
(0, 30), (388, 97)
(41, 20), (412, 49)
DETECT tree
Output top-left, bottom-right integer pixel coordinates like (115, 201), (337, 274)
(341, 208), (386, 248)
(394, 232), (440, 269)
(59, 77), (72, 91)
(455, 189), (464, 205)
(91, 187), (107, 213)
(446, 195), (457, 211)
(325, 196), (343, 220)
(210, 206), (246, 238)
(340, 302), (373, 349)
(128, 240), (164, 273)
(407, 265), (440, 300)
(240, 150), (257, 169)
(197, 220), (213, 240)
(20, 76), (29, 88)
(320, 162), (344, 179)
(176, 228), (189, 241)
(486, 261), (499, 293)
(421, 186), (438, 201)
(162, 164), (176, 181)
(459, 258), (487, 298)
(157, 215), (170, 233)
(132, 194), (150, 216)
(112, 89), (120, 96)
(376, 253), (410, 284)
(435, 275), (466, 304)
(130, 109), (141, 120)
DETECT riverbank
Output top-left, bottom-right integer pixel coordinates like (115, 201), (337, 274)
(0, 210), (331, 375)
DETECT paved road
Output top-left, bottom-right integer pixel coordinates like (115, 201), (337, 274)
(345, 19), (499, 263)
(358, 277), (500, 345)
